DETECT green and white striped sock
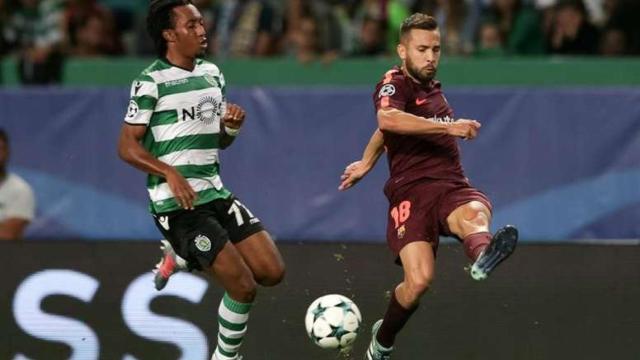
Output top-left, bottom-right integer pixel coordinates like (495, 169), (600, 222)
(211, 293), (252, 360)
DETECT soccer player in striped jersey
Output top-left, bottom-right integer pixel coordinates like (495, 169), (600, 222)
(117, 1), (284, 359)
(339, 13), (517, 360)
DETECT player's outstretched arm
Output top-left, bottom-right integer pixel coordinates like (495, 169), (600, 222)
(219, 103), (246, 149)
(377, 108), (481, 139)
(118, 124), (197, 210)
(339, 129), (385, 191)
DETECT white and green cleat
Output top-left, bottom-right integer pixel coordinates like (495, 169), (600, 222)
(365, 320), (393, 360)
(470, 225), (518, 281)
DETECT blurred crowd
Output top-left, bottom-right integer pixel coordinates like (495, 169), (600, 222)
(0, 0), (639, 83)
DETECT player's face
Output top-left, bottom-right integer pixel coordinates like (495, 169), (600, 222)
(398, 29), (441, 84)
(167, 4), (207, 58)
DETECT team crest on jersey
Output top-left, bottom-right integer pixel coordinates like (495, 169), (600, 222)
(194, 234), (212, 252)
(397, 224), (406, 239)
(204, 74), (219, 87)
(197, 96), (221, 125)
(126, 100), (139, 120)
(379, 84), (396, 98)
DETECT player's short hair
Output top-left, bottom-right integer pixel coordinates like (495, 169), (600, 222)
(147, 0), (193, 57)
(400, 13), (439, 41)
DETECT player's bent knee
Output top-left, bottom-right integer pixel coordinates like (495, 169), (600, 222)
(257, 263), (285, 287)
(463, 202), (490, 223)
(451, 201), (490, 237)
(462, 201), (488, 217)
(406, 273), (433, 298)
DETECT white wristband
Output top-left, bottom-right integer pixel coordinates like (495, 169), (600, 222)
(224, 126), (240, 137)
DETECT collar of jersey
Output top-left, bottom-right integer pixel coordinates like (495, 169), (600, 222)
(161, 57), (198, 73)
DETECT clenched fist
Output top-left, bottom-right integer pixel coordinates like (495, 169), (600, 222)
(446, 119), (481, 140)
(223, 103), (246, 130)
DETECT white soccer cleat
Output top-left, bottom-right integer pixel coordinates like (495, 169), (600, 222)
(365, 319), (393, 360)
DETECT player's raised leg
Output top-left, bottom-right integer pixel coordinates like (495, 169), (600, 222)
(446, 201), (518, 280)
(234, 230), (285, 287)
(367, 241), (435, 360)
(207, 242), (257, 360)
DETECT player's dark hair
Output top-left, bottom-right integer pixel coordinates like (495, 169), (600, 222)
(400, 13), (439, 41)
(147, 0), (193, 57)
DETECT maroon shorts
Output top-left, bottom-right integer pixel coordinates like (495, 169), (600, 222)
(385, 180), (492, 258)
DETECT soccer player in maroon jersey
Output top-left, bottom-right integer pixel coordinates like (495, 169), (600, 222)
(339, 13), (518, 360)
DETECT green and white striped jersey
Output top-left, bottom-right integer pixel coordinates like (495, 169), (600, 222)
(124, 58), (231, 214)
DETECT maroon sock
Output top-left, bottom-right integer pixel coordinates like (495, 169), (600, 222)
(376, 291), (418, 348)
(463, 232), (492, 261)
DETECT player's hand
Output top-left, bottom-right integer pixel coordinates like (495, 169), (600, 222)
(339, 161), (369, 191)
(447, 119), (481, 140)
(165, 169), (197, 210)
(223, 103), (246, 130)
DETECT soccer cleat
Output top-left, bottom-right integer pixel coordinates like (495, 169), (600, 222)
(470, 225), (518, 281)
(153, 239), (187, 290)
(365, 319), (393, 360)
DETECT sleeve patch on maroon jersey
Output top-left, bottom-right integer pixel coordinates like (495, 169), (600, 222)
(378, 84), (396, 98)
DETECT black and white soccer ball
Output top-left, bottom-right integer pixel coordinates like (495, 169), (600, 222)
(305, 294), (362, 349)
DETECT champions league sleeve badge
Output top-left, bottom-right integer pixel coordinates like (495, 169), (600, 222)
(378, 84), (396, 98)
(126, 100), (139, 120)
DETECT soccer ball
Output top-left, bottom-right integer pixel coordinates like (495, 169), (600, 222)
(305, 294), (362, 350)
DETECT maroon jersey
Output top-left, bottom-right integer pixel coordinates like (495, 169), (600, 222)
(373, 66), (468, 197)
